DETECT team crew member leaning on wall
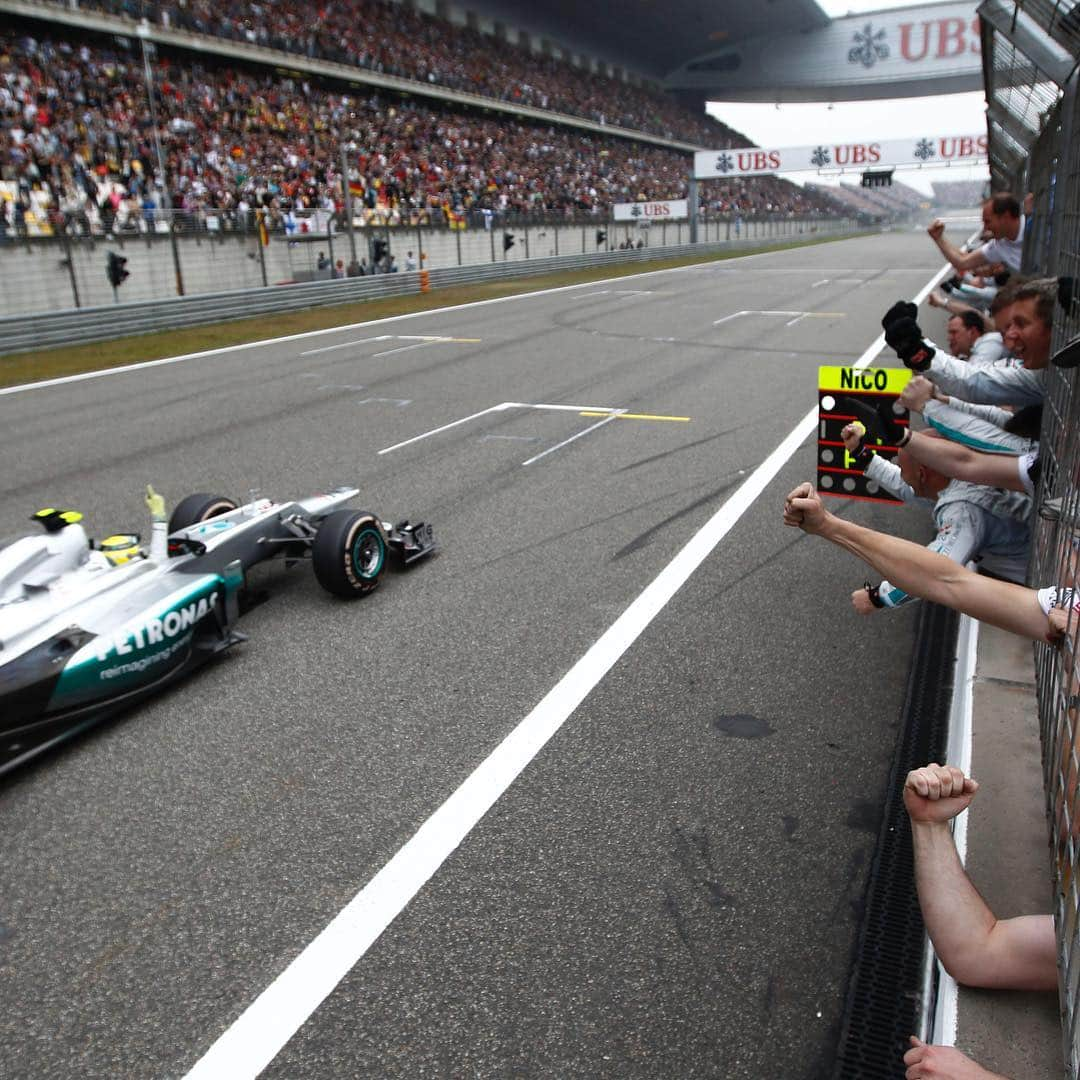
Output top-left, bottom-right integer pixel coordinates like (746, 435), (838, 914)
(883, 280), (1057, 407)
(781, 482), (1076, 642)
(901, 763), (1056, 1080)
(836, 421), (1031, 615)
(782, 484), (1075, 1079)
(926, 192), (1026, 274)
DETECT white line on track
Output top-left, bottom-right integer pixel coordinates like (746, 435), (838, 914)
(0, 240), (911, 399)
(183, 257), (954, 1080)
(371, 341), (438, 358)
(376, 403), (512, 454)
(378, 401), (629, 455)
(299, 337), (389, 356)
(812, 279), (830, 288)
(521, 411), (624, 466)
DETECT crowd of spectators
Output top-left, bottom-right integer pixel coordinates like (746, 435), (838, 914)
(65, 0), (743, 146)
(785, 192), (1080, 1076)
(0, 21), (838, 240)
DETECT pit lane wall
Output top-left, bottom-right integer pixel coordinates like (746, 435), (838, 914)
(0, 216), (859, 354)
(980, 1), (1080, 1075)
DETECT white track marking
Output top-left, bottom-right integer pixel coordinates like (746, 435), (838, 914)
(509, 402), (626, 413)
(812, 279), (830, 288)
(684, 265), (933, 275)
(183, 256), (954, 1080)
(1, 240), (907, 398)
(376, 403), (512, 454)
(371, 341), (438, 358)
(379, 402), (630, 456)
(520, 412), (624, 466)
(299, 337), (389, 356)
(715, 310), (844, 327)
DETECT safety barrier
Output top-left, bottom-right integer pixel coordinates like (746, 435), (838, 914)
(981, 0), (1080, 1073)
(0, 229), (859, 355)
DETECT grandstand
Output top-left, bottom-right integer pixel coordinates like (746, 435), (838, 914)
(0, 1), (839, 242)
(931, 179), (987, 208)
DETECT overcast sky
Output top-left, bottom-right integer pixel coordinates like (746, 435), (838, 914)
(705, 0), (989, 197)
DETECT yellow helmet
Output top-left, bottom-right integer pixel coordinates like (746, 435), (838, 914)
(99, 533), (143, 566)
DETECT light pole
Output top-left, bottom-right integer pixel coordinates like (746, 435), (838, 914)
(137, 19), (185, 295)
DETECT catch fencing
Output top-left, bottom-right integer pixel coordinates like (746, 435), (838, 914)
(982, 0), (1080, 1073)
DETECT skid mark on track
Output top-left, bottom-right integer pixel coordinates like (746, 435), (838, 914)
(615, 422), (759, 473)
(712, 714), (774, 739)
(611, 476), (746, 561)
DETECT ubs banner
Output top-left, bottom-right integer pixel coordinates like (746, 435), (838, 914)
(613, 200), (688, 222)
(694, 134), (987, 179)
(669, 2), (982, 103)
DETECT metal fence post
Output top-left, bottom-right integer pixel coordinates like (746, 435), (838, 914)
(688, 176), (698, 244)
(257, 230), (268, 287)
(61, 228), (81, 309)
(1049, 73), (1079, 277)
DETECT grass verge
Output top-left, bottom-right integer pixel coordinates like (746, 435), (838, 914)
(0, 232), (868, 388)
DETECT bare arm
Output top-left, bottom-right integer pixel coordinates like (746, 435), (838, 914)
(782, 484), (1052, 641)
(904, 1037), (1012, 1079)
(928, 220), (986, 272)
(929, 289), (994, 331)
(904, 766), (1058, 991)
(903, 431), (1027, 491)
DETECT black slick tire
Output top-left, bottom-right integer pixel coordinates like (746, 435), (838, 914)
(312, 509), (387, 598)
(168, 494), (238, 534)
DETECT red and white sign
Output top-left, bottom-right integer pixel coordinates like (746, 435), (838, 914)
(613, 199), (688, 222)
(694, 134), (988, 179)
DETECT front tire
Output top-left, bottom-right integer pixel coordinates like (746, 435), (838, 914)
(168, 493), (238, 534)
(312, 509), (387, 598)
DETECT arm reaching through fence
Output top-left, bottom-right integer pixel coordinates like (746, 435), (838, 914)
(903, 765), (1056, 991)
(782, 483), (1056, 641)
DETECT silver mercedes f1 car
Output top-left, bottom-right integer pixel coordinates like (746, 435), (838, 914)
(0, 486), (435, 775)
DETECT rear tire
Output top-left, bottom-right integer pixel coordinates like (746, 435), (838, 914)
(168, 493), (238, 534)
(312, 509), (387, 598)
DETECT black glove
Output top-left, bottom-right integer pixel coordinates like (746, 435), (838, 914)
(941, 274), (963, 294)
(1052, 331), (1080, 369)
(881, 300), (917, 330)
(840, 396), (908, 454)
(1058, 276), (1076, 314)
(884, 316), (935, 371)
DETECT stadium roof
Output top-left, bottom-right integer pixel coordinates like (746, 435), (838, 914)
(461, 0), (831, 82)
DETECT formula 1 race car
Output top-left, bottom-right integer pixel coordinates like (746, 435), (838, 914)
(0, 486), (435, 775)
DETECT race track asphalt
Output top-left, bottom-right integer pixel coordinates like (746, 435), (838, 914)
(0, 229), (949, 1079)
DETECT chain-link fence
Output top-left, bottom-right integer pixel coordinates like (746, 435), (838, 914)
(981, 0), (1080, 1073)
